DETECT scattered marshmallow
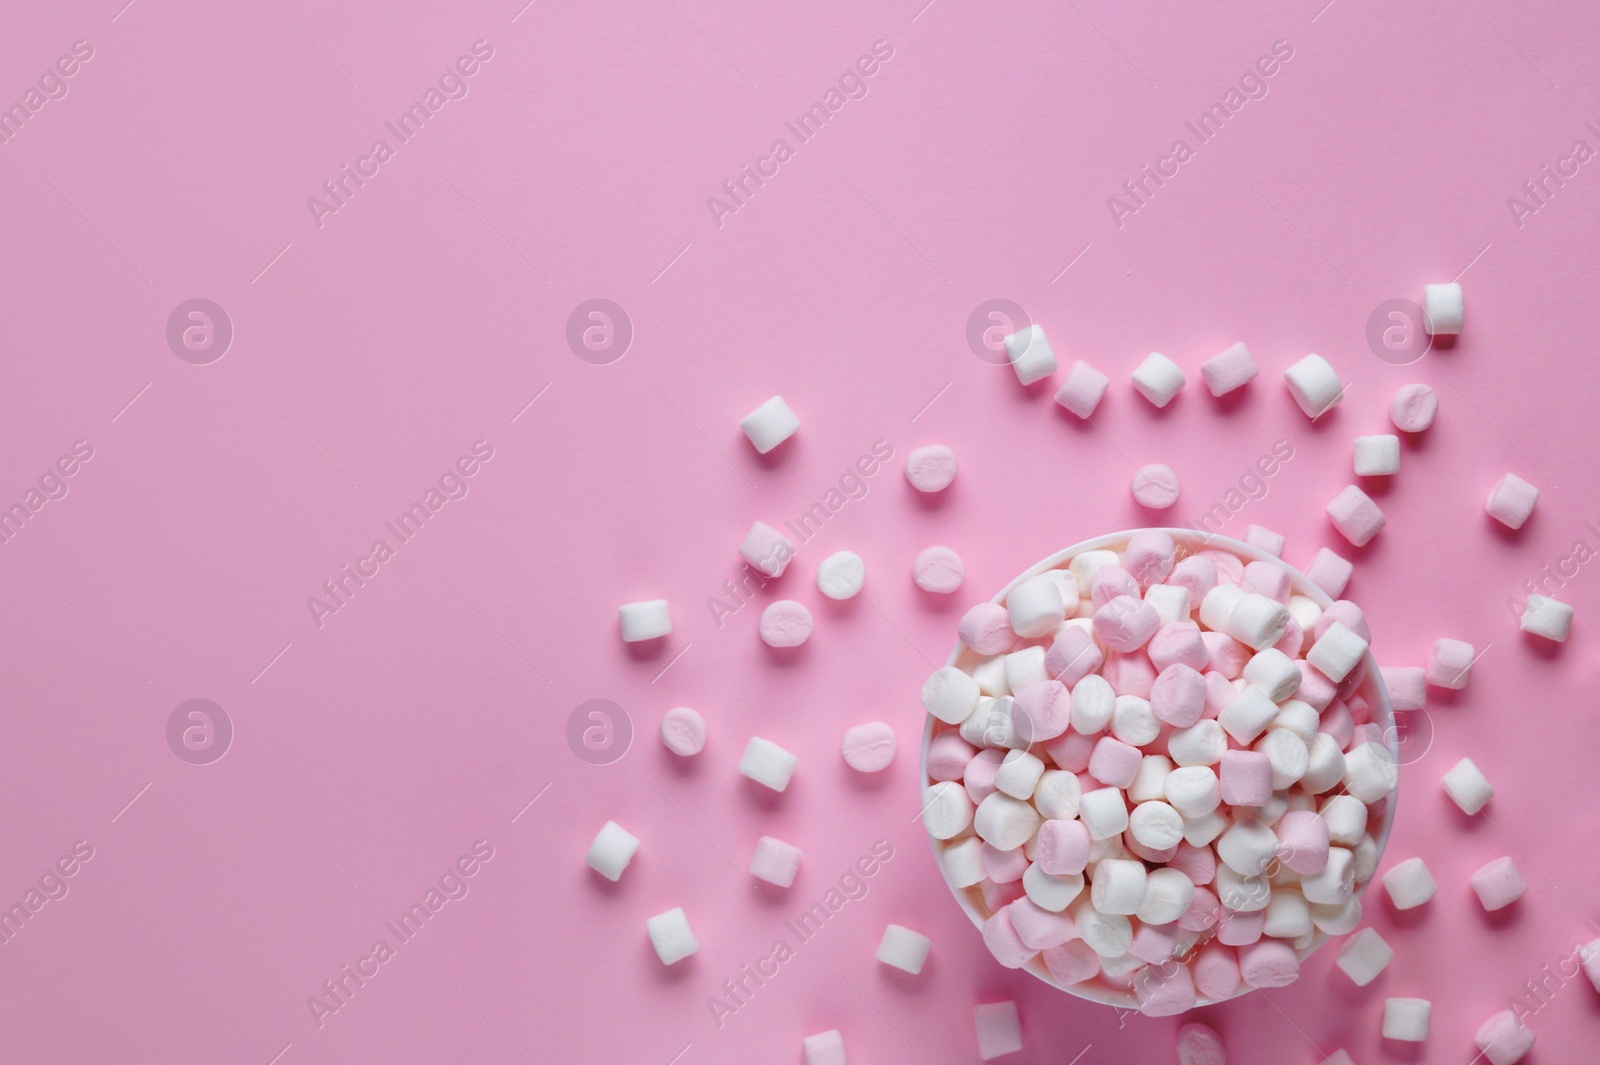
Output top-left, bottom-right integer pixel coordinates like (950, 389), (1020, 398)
(802, 1030), (847, 1065)
(1335, 926), (1393, 986)
(1520, 595), (1573, 641)
(618, 599), (672, 642)
(1055, 360), (1110, 418)
(660, 707), (707, 756)
(1326, 485), (1385, 547)
(739, 395), (800, 453)
(1390, 383), (1438, 433)
(1442, 757), (1494, 814)
(738, 736), (798, 792)
(740, 520), (796, 577)
(759, 600), (813, 647)
(876, 923), (932, 974)
(749, 835), (802, 887)
(1422, 282), (1463, 335)
(1174, 1022), (1225, 1065)
(1486, 473), (1539, 530)
(1004, 325), (1056, 386)
(1425, 637), (1475, 689)
(1382, 997), (1431, 1042)
(1382, 857), (1437, 910)
(1132, 352), (1186, 408)
(1471, 856), (1527, 912)
(1354, 435), (1400, 477)
(841, 721), (896, 773)
(959, 602), (1014, 655)
(585, 821), (639, 882)
(1284, 354), (1343, 419)
(913, 546), (965, 593)
(1319, 1053), (1356, 1065)
(817, 551), (866, 599)
(645, 907), (698, 965)
(1201, 342), (1257, 397)
(905, 445), (958, 493)
(974, 1001), (1023, 1061)
(1474, 1009), (1534, 1065)
(1305, 547), (1353, 599)
(1132, 464), (1181, 509)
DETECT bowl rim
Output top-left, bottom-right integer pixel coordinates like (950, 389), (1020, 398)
(917, 527), (1399, 1009)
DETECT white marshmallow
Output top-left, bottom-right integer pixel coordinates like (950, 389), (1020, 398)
(1137, 867), (1196, 925)
(1145, 584), (1191, 626)
(1352, 834), (1380, 884)
(1244, 648), (1301, 702)
(1382, 997), (1432, 1042)
(1301, 734), (1347, 794)
(1342, 742), (1398, 803)
(738, 736), (798, 792)
(876, 924), (933, 974)
(1257, 729), (1310, 788)
(1023, 862), (1084, 912)
(1354, 435), (1401, 476)
(1034, 770), (1083, 820)
(1299, 846), (1354, 904)
(995, 750), (1046, 800)
(1227, 594), (1291, 651)
(1310, 896), (1364, 936)
(585, 821), (640, 882)
(1442, 757), (1494, 814)
(1128, 755), (1174, 803)
(1263, 890), (1314, 939)
(972, 657), (1011, 698)
(1004, 646), (1049, 692)
(1220, 686), (1280, 745)
(1069, 549), (1122, 587)
(1073, 900), (1133, 957)
(1168, 719), (1227, 767)
(1287, 595), (1324, 636)
(1165, 766), (1221, 817)
(1423, 282), (1463, 335)
(1200, 584), (1247, 633)
(942, 837), (986, 888)
(1129, 801), (1185, 851)
(1183, 810), (1229, 848)
(1217, 820), (1278, 875)
(1111, 696), (1161, 747)
(1520, 595), (1573, 642)
(1004, 324), (1057, 385)
(1132, 352), (1186, 408)
(646, 907), (699, 965)
(974, 791), (1042, 850)
(1273, 700), (1320, 743)
(816, 550), (866, 599)
(1079, 787), (1130, 840)
(618, 599), (672, 642)
(921, 665), (980, 724)
(739, 395), (800, 453)
(1307, 622), (1368, 683)
(1321, 795), (1369, 846)
(1336, 926), (1393, 986)
(1071, 673), (1117, 733)
(1008, 577), (1066, 638)
(1214, 864), (1270, 912)
(1090, 858), (1149, 915)
(1284, 353), (1344, 419)
(922, 782), (974, 839)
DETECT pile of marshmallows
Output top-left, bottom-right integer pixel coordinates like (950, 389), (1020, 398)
(920, 529), (1398, 1016)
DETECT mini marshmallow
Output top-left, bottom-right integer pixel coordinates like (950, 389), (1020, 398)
(982, 842), (1026, 883)
(1033, 770), (1082, 820)
(1004, 647), (1049, 692)
(1382, 856), (1437, 910)
(1203, 633), (1251, 679)
(1169, 554), (1219, 602)
(740, 520), (796, 578)
(1192, 944), (1241, 1001)
(1423, 281), (1463, 334)
(1382, 997), (1431, 1042)
(1336, 926), (1393, 986)
(1089, 736), (1142, 788)
(739, 736), (798, 791)
(1010, 680), (1071, 744)
(1263, 891), (1313, 939)
(1004, 324), (1056, 385)
(1284, 354), (1344, 418)
(1091, 565), (1139, 607)
(959, 602), (1014, 655)
(876, 923), (932, 974)
(1354, 435), (1401, 477)
(1201, 341), (1257, 397)
(1071, 672), (1117, 733)
(1326, 485), (1385, 546)
(922, 665), (981, 724)
(1145, 585), (1191, 626)
(1242, 560), (1291, 603)
(1304, 547), (1353, 599)
(646, 907), (698, 965)
(1216, 820), (1278, 876)
(995, 749), (1046, 799)
(1302, 734), (1347, 794)
(817, 550), (866, 599)
(1380, 667), (1426, 712)
(1009, 577), (1066, 638)
(1272, 700), (1320, 743)
(1111, 695), (1161, 746)
(972, 656), (1010, 700)
(913, 546), (965, 593)
(1220, 687), (1280, 746)
(1474, 1009), (1535, 1065)
(1471, 856), (1527, 912)
(585, 821), (639, 882)
(1425, 637), (1475, 689)
(1132, 464), (1181, 509)
(618, 599), (672, 642)
(1054, 360), (1111, 418)
(1442, 756), (1494, 814)
(1315, 600), (1371, 643)
(983, 907), (1036, 969)
(1239, 939), (1300, 988)
(974, 1001), (1023, 1061)
(1069, 548), (1122, 587)
(1138, 867), (1197, 926)
(759, 599), (813, 647)
(1320, 1053), (1356, 1065)
(1079, 786), (1130, 840)
(980, 878), (1025, 913)
(1094, 596), (1162, 653)
(1215, 867), (1270, 913)
(1220, 750), (1273, 807)
(975, 792), (1043, 850)
(1200, 584), (1247, 633)
(1487, 472), (1539, 530)
(1169, 719), (1227, 767)
(801, 1030), (846, 1065)
(749, 835), (802, 887)
(841, 721), (896, 773)
(905, 444), (957, 493)
(1023, 863), (1085, 912)
(1257, 729), (1309, 789)
(1036, 819), (1091, 876)
(1245, 524), (1286, 557)
(1009, 897), (1077, 950)
(1244, 648), (1301, 701)
(1046, 625), (1103, 684)
(1390, 383), (1438, 433)
(1150, 623), (1209, 674)
(660, 707), (707, 756)
(1173, 1022), (1225, 1065)
(941, 837), (984, 888)
(1310, 896), (1363, 935)
(1342, 742), (1398, 803)
(1129, 801), (1185, 851)
(1273, 809), (1329, 874)
(1125, 529), (1177, 586)
(1321, 795), (1368, 846)
(922, 782), (974, 839)
(1227, 593), (1290, 651)
(1520, 595), (1573, 641)
(1091, 858), (1149, 915)
(1165, 766), (1221, 818)
(739, 395), (799, 453)
(1043, 940), (1100, 985)
(1308, 622), (1368, 684)
(1151, 664), (1206, 727)
(1133, 352), (1186, 407)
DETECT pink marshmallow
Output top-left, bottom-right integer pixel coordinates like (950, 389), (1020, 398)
(1036, 819), (1091, 875)
(1203, 671), (1235, 717)
(1201, 341), (1258, 396)
(981, 908), (1037, 969)
(1171, 841), (1217, 885)
(1044, 730), (1096, 773)
(1132, 464), (1182, 510)
(958, 602), (1014, 655)
(1102, 651), (1156, 698)
(1273, 617), (1305, 658)
(1179, 886), (1222, 932)
(1239, 939), (1300, 988)
(1089, 736), (1144, 788)
(1245, 523), (1285, 557)
(982, 843), (1029, 884)
(980, 878), (1026, 912)
(1151, 664), (1207, 727)
(1054, 360), (1110, 419)
(1135, 959), (1197, 1016)
(1216, 907), (1264, 946)
(1426, 637), (1475, 689)
(1192, 944), (1241, 1001)
(1274, 809), (1330, 874)
(1350, 721), (1386, 748)
(750, 835), (803, 887)
(1168, 555), (1219, 603)
(1008, 897), (1077, 949)
(1198, 549), (1245, 585)
(802, 1030), (847, 1065)
(1124, 832), (1178, 864)
(1304, 547), (1353, 598)
(1042, 940), (1099, 985)
(1295, 661), (1337, 710)
(1202, 631), (1251, 679)
(1126, 529), (1178, 587)
(1150, 622), (1211, 673)
(927, 731), (977, 781)
(1486, 472), (1539, 530)
(1242, 560), (1291, 602)
(1326, 485), (1386, 547)
(1390, 383), (1439, 433)
(963, 749), (1006, 804)
(739, 520), (796, 578)
(1130, 921), (1181, 964)
(1220, 750), (1273, 807)
(1380, 667), (1426, 712)
(1318, 700), (1354, 748)
(1012, 680), (1071, 743)
(1315, 600), (1371, 643)
(1474, 1009), (1534, 1065)
(1470, 856), (1527, 912)
(1045, 626), (1103, 685)
(1091, 564), (1141, 607)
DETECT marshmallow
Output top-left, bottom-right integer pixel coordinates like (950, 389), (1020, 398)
(1091, 858), (1149, 915)
(980, 878), (1025, 913)
(1216, 866), (1270, 912)
(1425, 637), (1475, 689)
(759, 599), (813, 647)
(1043, 940), (1100, 985)
(1390, 383), (1438, 433)
(922, 665), (981, 724)
(1273, 699), (1320, 743)
(1111, 695), (1161, 746)
(1169, 719), (1227, 767)
(1227, 593), (1290, 651)
(922, 782), (974, 839)
(1036, 819), (1091, 876)
(1054, 360), (1110, 418)
(1089, 736), (1142, 788)
(1165, 766), (1221, 818)
(1092, 565), (1140, 607)
(1009, 577), (1067, 638)
(1471, 856), (1527, 911)
(816, 550), (866, 599)
(975, 792), (1043, 850)
(1239, 939), (1300, 988)
(1335, 926), (1392, 986)
(1004, 647), (1049, 692)
(1304, 547), (1353, 599)
(1442, 756), (1494, 814)
(1244, 649), (1300, 701)
(1131, 464), (1182, 509)
(1023, 863), (1085, 912)
(1009, 896), (1077, 949)
(1380, 667), (1426, 712)
(973, 1001), (1023, 1061)
(802, 1030), (846, 1065)
(1004, 323), (1056, 385)
(1487, 472), (1539, 530)
(1126, 529), (1177, 586)
(1203, 633), (1251, 680)
(1133, 352), (1186, 407)
(1033, 770), (1083, 820)
(1284, 354), (1344, 418)
(585, 821), (640, 882)
(1079, 786), (1131, 840)
(1319, 1053), (1356, 1065)
(942, 837), (984, 887)
(618, 599), (672, 642)
(1301, 734), (1347, 796)
(749, 835), (802, 887)
(1263, 890), (1314, 938)
(1423, 281), (1463, 334)
(1308, 622), (1368, 684)
(904, 444), (957, 493)
(1200, 584), (1246, 633)
(1521, 595), (1573, 641)
(841, 721), (896, 773)
(739, 395), (800, 453)
(1310, 896), (1362, 935)
(739, 736), (798, 791)
(876, 923), (932, 974)
(1192, 944), (1241, 1000)
(1044, 729), (1095, 773)
(912, 546), (964, 593)
(1382, 997), (1431, 1042)
(1011, 680), (1070, 743)
(1136, 956), (1197, 1015)
(1151, 664), (1206, 727)
(984, 907), (1040, 969)
(1257, 729), (1309, 788)
(646, 907), (698, 965)
(1245, 524), (1286, 557)
(959, 602), (1014, 655)
(1169, 555), (1218, 604)
(1326, 485), (1385, 546)
(1129, 801), (1186, 851)
(1094, 595), (1161, 652)
(740, 520), (796, 577)
(995, 749), (1045, 798)
(1217, 820), (1278, 876)
(1220, 750), (1273, 807)
(1145, 585), (1190, 625)
(1382, 856), (1437, 910)
(1353, 434), (1401, 476)
(1201, 341), (1257, 397)
(1046, 625), (1103, 684)
(660, 706), (707, 756)
(1474, 1010), (1535, 1065)
(1342, 742), (1398, 803)
(984, 843), (1028, 884)
(1242, 560), (1291, 603)
(1069, 549), (1122, 587)
(1315, 600), (1370, 643)
(1220, 687), (1280, 746)
(1151, 622), (1210, 674)
(1071, 673), (1117, 733)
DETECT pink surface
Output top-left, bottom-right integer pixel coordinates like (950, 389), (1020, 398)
(2, 1), (1598, 1063)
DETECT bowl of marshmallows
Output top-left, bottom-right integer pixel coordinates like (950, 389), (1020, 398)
(918, 528), (1399, 1014)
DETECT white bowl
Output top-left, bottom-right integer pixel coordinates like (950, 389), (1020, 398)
(918, 528), (1398, 1009)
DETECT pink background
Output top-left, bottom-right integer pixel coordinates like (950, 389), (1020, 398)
(2, 0), (1597, 1062)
